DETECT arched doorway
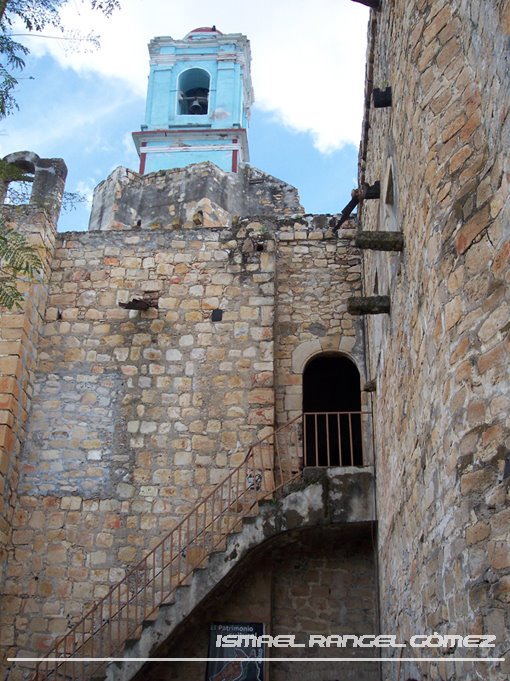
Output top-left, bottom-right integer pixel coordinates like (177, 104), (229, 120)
(303, 354), (363, 467)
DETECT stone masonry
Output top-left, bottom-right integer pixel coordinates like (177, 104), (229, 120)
(0, 153), (67, 590)
(358, 1), (509, 680)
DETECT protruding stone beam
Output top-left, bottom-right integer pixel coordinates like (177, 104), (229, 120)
(355, 231), (404, 251)
(347, 296), (390, 315)
(351, 0), (381, 8)
(363, 379), (377, 393)
(337, 193), (360, 228)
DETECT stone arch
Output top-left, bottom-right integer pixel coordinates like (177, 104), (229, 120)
(279, 337), (362, 427)
(291, 335), (357, 375)
(303, 353), (361, 413)
(2, 151), (67, 220)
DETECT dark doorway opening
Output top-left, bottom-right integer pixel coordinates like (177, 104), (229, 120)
(303, 354), (363, 467)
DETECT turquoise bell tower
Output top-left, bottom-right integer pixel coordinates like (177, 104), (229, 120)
(133, 27), (254, 174)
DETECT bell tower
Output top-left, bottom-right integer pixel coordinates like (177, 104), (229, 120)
(133, 27), (253, 174)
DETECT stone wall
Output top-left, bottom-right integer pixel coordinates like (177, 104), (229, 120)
(0, 207), (56, 590)
(88, 163), (303, 232)
(1, 208), (369, 677)
(360, 1), (509, 680)
(273, 217), (367, 420)
(0, 143), (371, 680)
(0, 153), (66, 678)
(2, 222), (276, 675)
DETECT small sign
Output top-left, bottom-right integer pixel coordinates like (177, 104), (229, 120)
(206, 622), (265, 681)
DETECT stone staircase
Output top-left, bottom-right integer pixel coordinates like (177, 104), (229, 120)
(31, 415), (305, 681)
(31, 414), (374, 681)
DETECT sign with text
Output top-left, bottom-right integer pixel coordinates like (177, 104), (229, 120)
(206, 622), (265, 681)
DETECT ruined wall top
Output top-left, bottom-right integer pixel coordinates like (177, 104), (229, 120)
(88, 162), (304, 231)
(1, 151), (67, 223)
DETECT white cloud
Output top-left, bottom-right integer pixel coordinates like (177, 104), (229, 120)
(20, 0), (369, 153)
(1, 92), (135, 156)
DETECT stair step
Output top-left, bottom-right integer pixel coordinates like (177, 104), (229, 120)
(208, 539), (227, 554)
(174, 573), (192, 587)
(125, 624), (143, 647)
(142, 608), (160, 625)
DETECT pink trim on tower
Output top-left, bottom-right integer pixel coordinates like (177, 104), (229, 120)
(232, 138), (239, 173)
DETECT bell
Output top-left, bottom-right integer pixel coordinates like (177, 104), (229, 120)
(190, 99), (202, 114)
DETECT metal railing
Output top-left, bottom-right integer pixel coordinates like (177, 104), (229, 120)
(303, 411), (370, 467)
(33, 414), (305, 681)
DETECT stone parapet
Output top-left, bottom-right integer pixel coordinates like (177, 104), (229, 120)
(88, 163), (304, 232)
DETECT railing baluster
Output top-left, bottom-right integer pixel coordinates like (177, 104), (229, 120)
(235, 465), (241, 516)
(108, 590), (112, 658)
(143, 558), (148, 621)
(133, 566), (138, 639)
(338, 413), (343, 465)
(337, 413), (341, 467)
(177, 524), (182, 584)
(118, 582), (122, 654)
(211, 490), (216, 548)
(81, 619), (86, 681)
(98, 599), (103, 659)
(349, 412), (354, 466)
(185, 516), (190, 577)
(160, 542), (165, 605)
(303, 415), (307, 470)
(168, 531), (174, 597)
(274, 430), (282, 487)
(314, 414), (319, 466)
(152, 551), (156, 615)
(326, 413), (330, 466)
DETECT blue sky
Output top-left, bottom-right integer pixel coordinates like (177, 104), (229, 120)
(0, 0), (369, 231)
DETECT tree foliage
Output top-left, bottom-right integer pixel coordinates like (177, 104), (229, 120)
(0, 158), (87, 309)
(0, 225), (43, 309)
(0, 159), (41, 308)
(0, 1), (119, 308)
(0, 0), (120, 117)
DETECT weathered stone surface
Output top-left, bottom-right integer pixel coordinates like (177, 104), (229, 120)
(361, 1), (510, 679)
(136, 527), (378, 681)
(0, 198), (366, 677)
(88, 163), (304, 231)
